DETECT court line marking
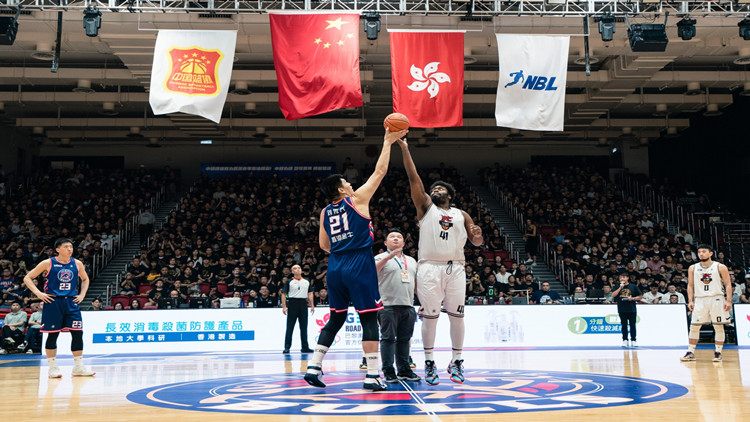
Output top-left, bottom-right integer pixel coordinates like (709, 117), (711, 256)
(400, 380), (441, 422)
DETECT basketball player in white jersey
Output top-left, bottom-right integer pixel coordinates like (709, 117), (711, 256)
(681, 244), (732, 362)
(398, 139), (483, 385)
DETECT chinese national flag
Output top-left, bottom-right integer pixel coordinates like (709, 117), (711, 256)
(390, 31), (464, 127)
(270, 13), (363, 121)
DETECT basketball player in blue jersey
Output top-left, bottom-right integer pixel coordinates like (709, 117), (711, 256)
(23, 238), (95, 378)
(304, 127), (407, 392)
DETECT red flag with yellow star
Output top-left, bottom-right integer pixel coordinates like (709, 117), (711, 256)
(270, 13), (363, 120)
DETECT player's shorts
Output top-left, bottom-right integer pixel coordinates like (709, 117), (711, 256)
(327, 247), (383, 314)
(417, 260), (466, 318)
(690, 296), (730, 325)
(41, 296), (83, 333)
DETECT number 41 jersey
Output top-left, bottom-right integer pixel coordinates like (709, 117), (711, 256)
(323, 197), (374, 253)
(418, 204), (467, 262)
(45, 257), (79, 297)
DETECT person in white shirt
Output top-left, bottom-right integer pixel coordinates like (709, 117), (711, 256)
(641, 283), (663, 304)
(660, 283), (686, 304)
(494, 265), (511, 284)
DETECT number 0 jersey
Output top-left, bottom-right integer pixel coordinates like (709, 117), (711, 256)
(45, 257), (79, 297)
(693, 261), (724, 298)
(418, 204), (467, 262)
(323, 197), (374, 253)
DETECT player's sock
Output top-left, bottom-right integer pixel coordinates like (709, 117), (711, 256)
(716, 344), (723, 353)
(74, 356), (83, 366)
(364, 352), (380, 382)
(452, 348), (463, 362)
(424, 348), (434, 362)
(422, 317), (438, 361)
(306, 345), (328, 374)
(688, 344), (696, 353)
(48, 357), (57, 367)
(448, 315), (465, 356)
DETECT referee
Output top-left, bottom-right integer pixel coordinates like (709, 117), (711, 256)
(374, 229), (421, 383)
(281, 264), (315, 354)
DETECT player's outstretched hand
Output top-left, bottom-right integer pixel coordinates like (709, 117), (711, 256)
(35, 291), (55, 303)
(73, 294), (85, 304)
(384, 128), (408, 145)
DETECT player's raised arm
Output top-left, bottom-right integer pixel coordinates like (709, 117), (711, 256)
(23, 259), (54, 303)
(318, 208), (331, 253)
(397, 138), (431, 219)
(352, 128), (406, 211)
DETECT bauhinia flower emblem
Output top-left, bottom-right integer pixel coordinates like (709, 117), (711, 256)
(407, 62), (451, 98)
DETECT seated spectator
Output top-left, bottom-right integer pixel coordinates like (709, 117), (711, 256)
(147, 279), (169, 306)
(667, 294), (681, 304)
(675, 227), (694, 245)
(255, 285), (278, 308)
(315, 287), (329, 306)
(601, 284), (613, 303)
(130, 299), (142, 310)
(0, 302), (27, 353)
(641, 283), (664, 304)
(660, 283), (686, 303)
(18, 302), (42, 353)
(120, 273), (137, 295)
(740, 286), (750, 304)
(494, 264), (511, 284)
(529, 282), (561, 304)
(89, 297), (103, 311)
(114, 302), (125, 310)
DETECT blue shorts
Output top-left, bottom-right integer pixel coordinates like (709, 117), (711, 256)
(41, 296), (83, 333)
(327, 247), (383, 314)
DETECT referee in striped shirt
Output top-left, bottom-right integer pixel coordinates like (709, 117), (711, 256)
(282, 264), (315, 354)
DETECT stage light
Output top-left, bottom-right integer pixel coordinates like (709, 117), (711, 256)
(739, 18), (750, 41)
(364, 12), (380, 41)
(598, 13), (616, 42)
(677, 17), (696, 41)
(628, 23), (668, 52)
(83, 6), (101, 37)
(0, 17), (18, 46)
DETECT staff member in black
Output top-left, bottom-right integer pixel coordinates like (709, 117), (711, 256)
(612, 273), (643, 348)
(281, 264), (315, 354)
(374, 229), (421, 383)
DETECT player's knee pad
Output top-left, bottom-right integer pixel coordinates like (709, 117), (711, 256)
(45, 332), (60, 350)
(689, 324), (701, 340)
(359, 312), (379, 342)
(71, 331), (84, 352)
(318, 311), (348, 346)
(713, 324), (725, 343)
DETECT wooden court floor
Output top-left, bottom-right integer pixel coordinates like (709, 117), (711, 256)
(1, 347), (749, 421)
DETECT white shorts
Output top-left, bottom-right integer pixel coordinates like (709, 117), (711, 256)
(691, 296), (730, 325)
(416, 261), (465, 318)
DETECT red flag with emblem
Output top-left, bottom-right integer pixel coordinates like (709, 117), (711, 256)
(390, 31), (464, 128)
(270, 13), (363, 121)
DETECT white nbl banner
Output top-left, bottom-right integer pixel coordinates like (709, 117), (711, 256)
(149, 30), (237, 123)
(495, 34), (569, 131)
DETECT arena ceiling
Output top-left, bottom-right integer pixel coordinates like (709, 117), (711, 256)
(0, 1), (749, 147)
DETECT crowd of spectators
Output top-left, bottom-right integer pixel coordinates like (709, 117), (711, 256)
(109, 161), (518, 310)
(481, 164), (747, 306)
(0, 166), (173, 310)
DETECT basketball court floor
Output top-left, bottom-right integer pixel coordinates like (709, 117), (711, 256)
(1, 346), (748, 421)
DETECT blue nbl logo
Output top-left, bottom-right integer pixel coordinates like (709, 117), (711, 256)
(127, 369), (687, 416)
(504, 70), (559, 91)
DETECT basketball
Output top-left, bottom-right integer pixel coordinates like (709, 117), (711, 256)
(384, 113), (409, 132)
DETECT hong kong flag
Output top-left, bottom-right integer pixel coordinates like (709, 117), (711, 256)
(390, 31), (464, 127)
(270, 13), (363, 121)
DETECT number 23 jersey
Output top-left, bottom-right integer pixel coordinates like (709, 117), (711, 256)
(45, 257), (79, 297)
(323, 197), (374, 253)
(418, 204), (467, 262)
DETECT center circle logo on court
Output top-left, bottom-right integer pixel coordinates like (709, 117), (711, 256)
(127, 369), (688, 415)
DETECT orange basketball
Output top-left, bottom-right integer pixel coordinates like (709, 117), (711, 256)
(384, 113), (409, 132)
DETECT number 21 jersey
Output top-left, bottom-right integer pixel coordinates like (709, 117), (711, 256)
(323, 197), (374, 253)
(418, 204), (467, 262)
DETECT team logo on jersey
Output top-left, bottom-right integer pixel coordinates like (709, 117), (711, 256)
(58, 269), (74, 282)
(439, 215), (453, 231)
(700, 272), (712, 284)
(127, 369), (687, 415)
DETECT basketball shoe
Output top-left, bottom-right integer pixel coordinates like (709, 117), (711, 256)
(447, 359), (465, 384)
(424, 360), (439, 385)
